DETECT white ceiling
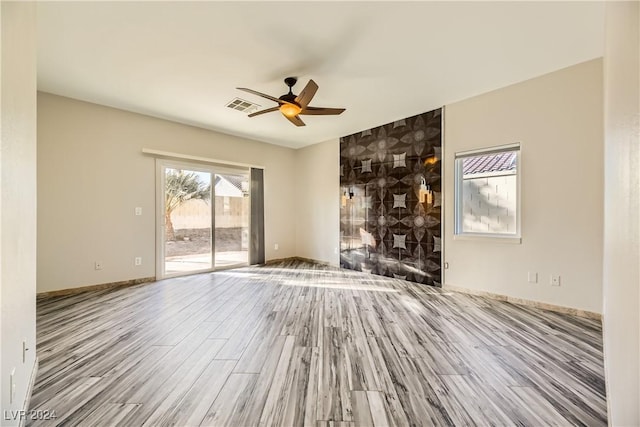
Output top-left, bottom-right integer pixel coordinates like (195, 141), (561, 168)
(37, 1), (605, 149)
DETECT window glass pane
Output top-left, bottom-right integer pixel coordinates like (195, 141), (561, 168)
(164, 168), (212, 275)
(456, 149), (518, 235)
(214, 173), (250, 268)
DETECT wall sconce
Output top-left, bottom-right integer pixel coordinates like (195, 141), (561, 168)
(426, 185), (433, 204)
(424, 155), (438, 166)
(341, 187), (355, 207)
(419, 178), (433, 204)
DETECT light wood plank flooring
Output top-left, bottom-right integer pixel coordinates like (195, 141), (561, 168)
(29, 260), (607, 426)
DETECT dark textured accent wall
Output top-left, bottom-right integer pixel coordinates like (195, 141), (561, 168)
(339, 109), (442, 286)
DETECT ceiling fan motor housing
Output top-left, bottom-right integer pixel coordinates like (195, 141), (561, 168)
(279, 93), (298, 104)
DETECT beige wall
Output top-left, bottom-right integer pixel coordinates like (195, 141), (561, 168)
(443, 59), (604, 314)
(1, 2), (38, 421)
(602, 2), (639, 424)
(37, 93), (296, 292)
(295, 139), (340, 265)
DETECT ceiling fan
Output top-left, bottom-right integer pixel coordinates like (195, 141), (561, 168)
(236, 77), (345, 127)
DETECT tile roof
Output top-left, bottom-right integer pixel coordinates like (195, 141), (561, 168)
(463, 151), (517, 175)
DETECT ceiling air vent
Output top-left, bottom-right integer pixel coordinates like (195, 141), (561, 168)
(226, 97), (260, 114)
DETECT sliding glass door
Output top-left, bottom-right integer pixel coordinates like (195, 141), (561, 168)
(157, 161), (250, 278)
(214, 173), (250, 268)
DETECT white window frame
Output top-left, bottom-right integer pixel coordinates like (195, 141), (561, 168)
(454, 143), (521, 242)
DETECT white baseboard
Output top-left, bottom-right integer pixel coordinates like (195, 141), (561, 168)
(443, 284), (601, 320)
(37, 277), (155, 298)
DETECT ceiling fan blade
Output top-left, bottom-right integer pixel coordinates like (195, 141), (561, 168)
(285, 114), (305, 127)
(236, 87), (283, 104)
(248, 106), (280, 118)
(300, 106), (346, 116)
(295, 79), (319, 108)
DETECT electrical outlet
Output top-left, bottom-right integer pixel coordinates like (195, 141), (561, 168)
(135, 207), (142, 216)
(528, 272), (538, 283)
(95, 261), (103, 270)
(551, 275), (561, 286)
(274, 243), (279, 250)
(334, 247), (338, 254)
(135, 257), (142, 266)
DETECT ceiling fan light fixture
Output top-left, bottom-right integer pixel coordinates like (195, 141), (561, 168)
(280, 103), (302, 118)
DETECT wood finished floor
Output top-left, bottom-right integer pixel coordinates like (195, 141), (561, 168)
(30, 260), (607, 426)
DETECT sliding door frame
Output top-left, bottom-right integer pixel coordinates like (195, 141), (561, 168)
(155, 159), (251, 279)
